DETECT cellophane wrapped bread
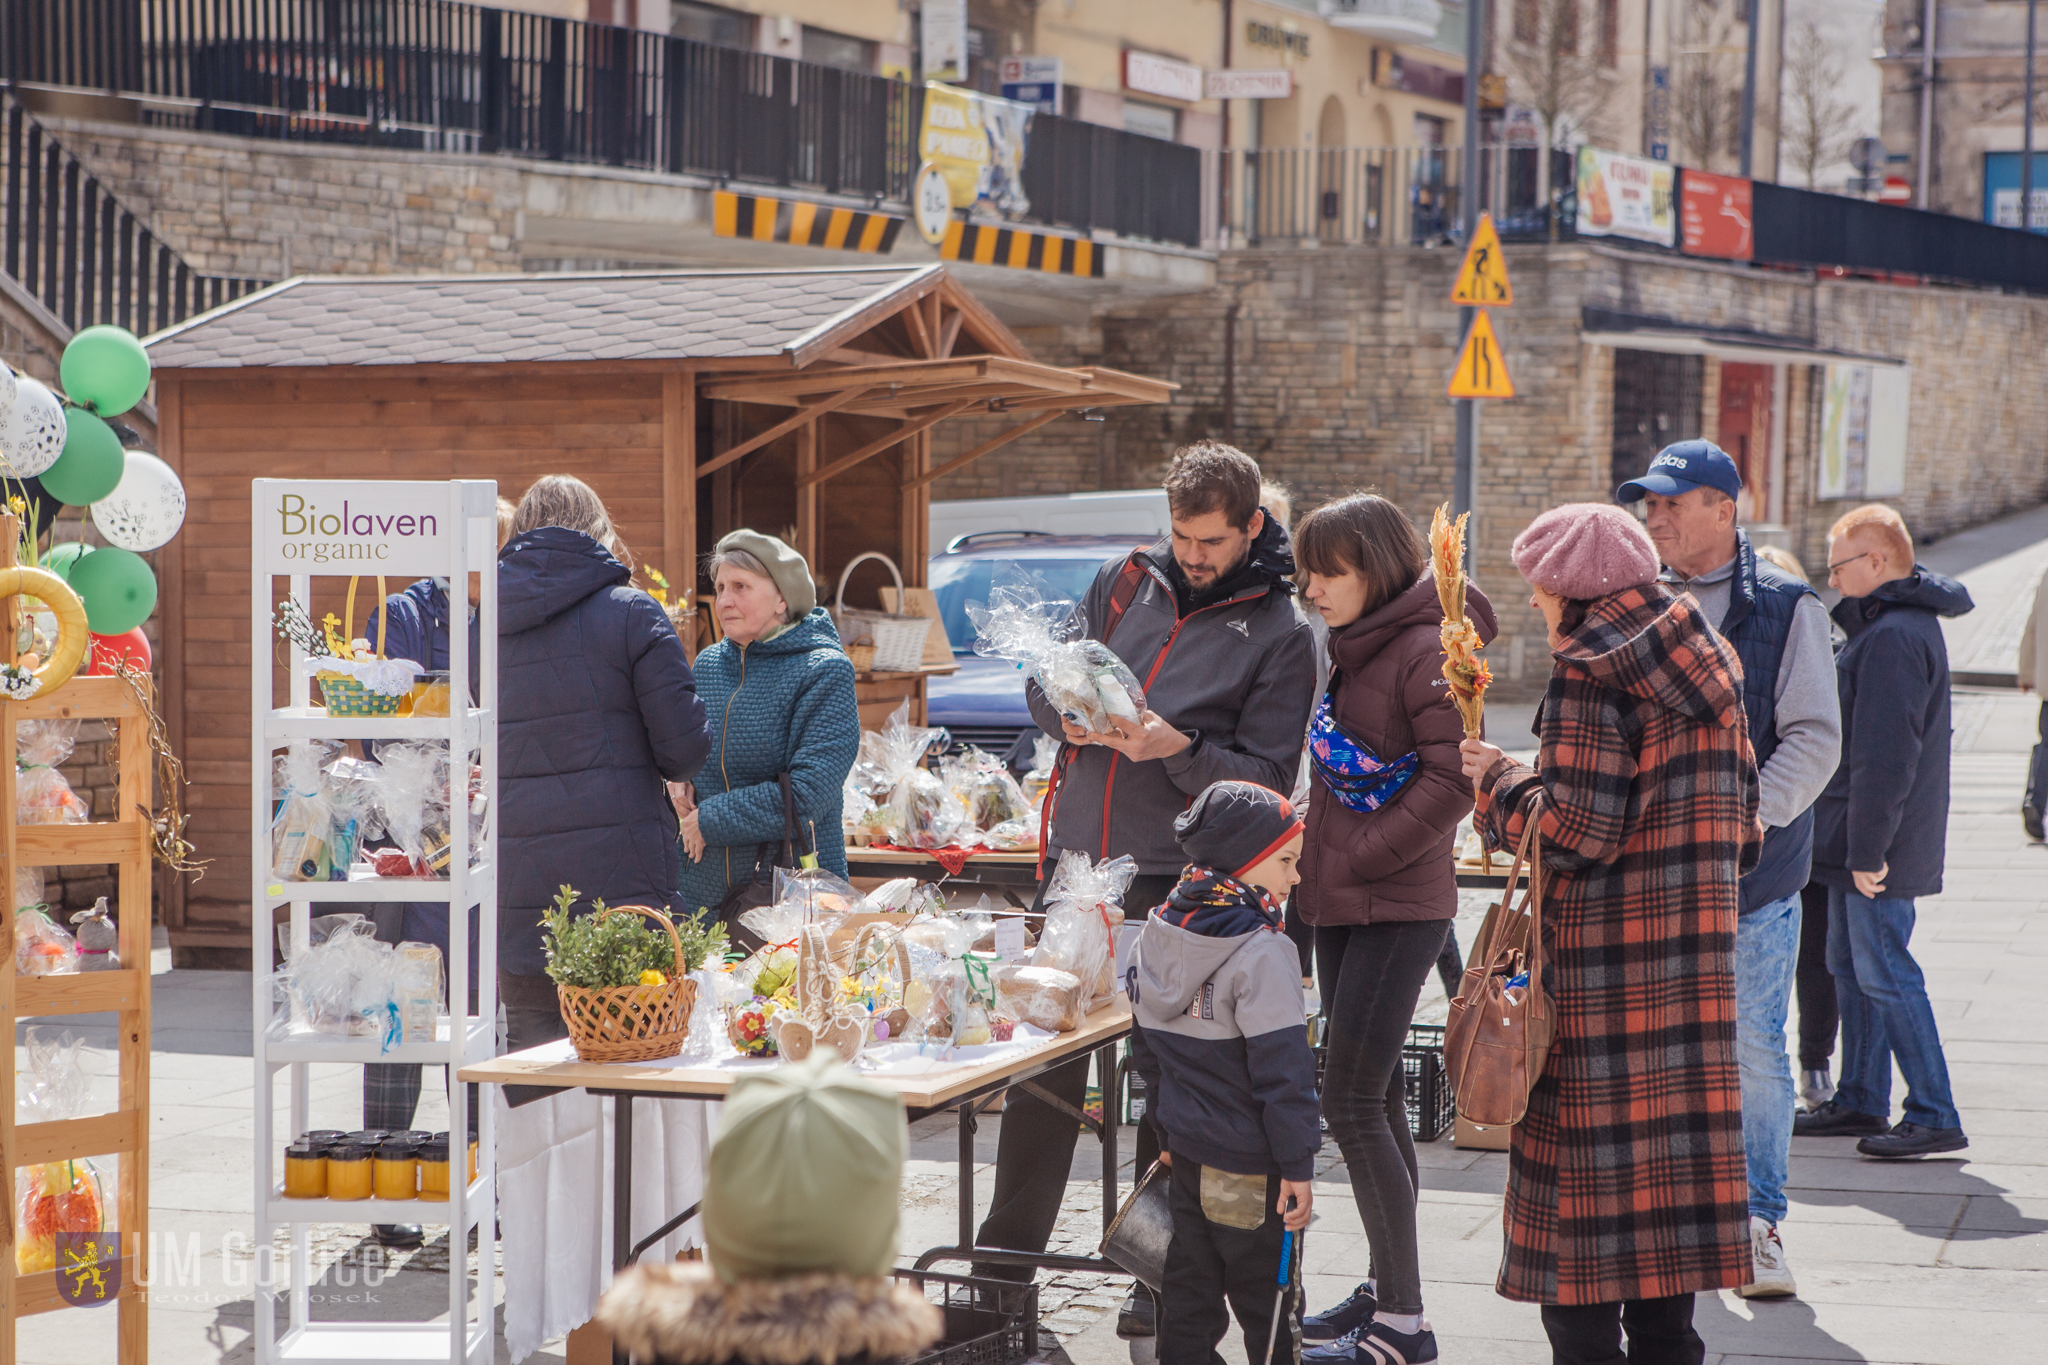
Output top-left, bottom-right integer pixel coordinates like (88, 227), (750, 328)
(994, 964), (1085, 1033)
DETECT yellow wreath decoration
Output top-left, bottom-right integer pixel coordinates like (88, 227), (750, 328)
(0, 566), (90, 698)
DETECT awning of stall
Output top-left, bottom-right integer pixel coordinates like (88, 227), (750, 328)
(1579, 307), (1906, 369)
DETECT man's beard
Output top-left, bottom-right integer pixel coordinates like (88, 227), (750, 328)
(1179, 539), (1252, 590)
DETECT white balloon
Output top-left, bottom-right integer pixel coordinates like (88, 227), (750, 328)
(0, 364), (17, 418)
(90, 450), (186, 551)
(0, 377), (64, 478)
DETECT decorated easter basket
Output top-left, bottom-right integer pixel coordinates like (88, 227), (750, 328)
(555, 904), (699, 1063)
(316, 577), (404, 717)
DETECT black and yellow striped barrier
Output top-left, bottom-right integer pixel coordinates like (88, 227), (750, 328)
(941, 221), (1103, 277)
(711, 190), (904, 253)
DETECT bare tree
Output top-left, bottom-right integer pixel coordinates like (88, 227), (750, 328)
(1670, 0), (1746, 171)
(1502, 0), (1610, 237)
(1779, 20), (1857, 188)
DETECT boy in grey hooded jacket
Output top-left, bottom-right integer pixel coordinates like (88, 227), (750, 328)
(1127, 781), (1319, 1364)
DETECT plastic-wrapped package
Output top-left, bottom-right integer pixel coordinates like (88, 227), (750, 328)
(968, 564), (1146, 734)
(272, 742), (343, 882)
(771, 867), (861, 920)
(394, 942), (443, 1043)
(17, 719), (88, 824)
(851, 701), (960, 848)
(854, 876), (945, 918)
(14, 1028), (105, 1273)
(69, 898), (120, 971)
(995, 964), (1085, 1033)
(15, 905), (77, 975)
(371, 741), (452, 874)
(15, 863), (43, 910)
(1030, 849), (1137, 1012)
(946, 747), (1031, 835)
(322, 756), (384, 872)
(979, 817), (1039, 851)
(274, 917), (401, 1048)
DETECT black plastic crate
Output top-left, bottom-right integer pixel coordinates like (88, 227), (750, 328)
(894, 1268), (1039, 1365)
(1313, 1022), (1453, 1142)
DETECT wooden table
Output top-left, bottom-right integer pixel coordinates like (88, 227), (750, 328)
(461, 1002), (1135, 1357)
(846, 846), (1044, 899)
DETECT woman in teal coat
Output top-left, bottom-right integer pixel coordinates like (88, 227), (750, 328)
(673, 531), (861, 916)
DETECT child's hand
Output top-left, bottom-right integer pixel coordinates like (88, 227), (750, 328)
(1278, 1179), (1312, 1231)
(1157, 1151), (1172, 1168)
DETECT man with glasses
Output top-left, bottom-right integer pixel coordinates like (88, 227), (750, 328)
(1796, 504), (1974, 1160)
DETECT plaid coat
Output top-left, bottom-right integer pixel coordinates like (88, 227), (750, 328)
(1475, 584), (1762, 1306)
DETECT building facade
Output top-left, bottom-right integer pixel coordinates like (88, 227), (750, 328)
(1880, 0), (2048, 223)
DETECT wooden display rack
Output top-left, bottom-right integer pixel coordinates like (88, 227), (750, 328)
(0, 512), (154, 1363)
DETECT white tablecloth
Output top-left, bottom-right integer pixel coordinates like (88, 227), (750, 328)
(495, 1087), (715, 1362)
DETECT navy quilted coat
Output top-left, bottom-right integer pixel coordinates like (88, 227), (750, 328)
(497, 528), (711, 977)
(676, 608), (860, 917)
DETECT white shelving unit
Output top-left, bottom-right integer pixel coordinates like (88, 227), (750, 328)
(250, 480), (500, 1365)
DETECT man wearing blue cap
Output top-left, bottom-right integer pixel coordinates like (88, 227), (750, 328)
(1616, 440), (1841, 1300)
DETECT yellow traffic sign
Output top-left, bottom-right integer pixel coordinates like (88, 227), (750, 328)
(1449, 213), (1513, 306)
(1447, 309), (1515, 399)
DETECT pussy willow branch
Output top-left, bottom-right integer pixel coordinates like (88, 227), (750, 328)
(112, 660), (210, 878)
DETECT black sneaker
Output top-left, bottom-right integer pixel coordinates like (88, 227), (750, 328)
(1857, 1121), (1969, 1159)
(1355, 1319), (1439, 1365)
(1115, 1283), (1155, 1338)
(1792, 1100), (1889, 1138)
(371, 1223), (423, 1249)
(1303, 1280), (1377, 1343)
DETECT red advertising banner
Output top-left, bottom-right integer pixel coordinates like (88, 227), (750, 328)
(1681, 170), (1754, 261)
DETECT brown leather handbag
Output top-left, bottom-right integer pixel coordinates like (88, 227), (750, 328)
(1445, 813), (1556, 1128)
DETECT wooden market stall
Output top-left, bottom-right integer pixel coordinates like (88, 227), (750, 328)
(142, 264), (1172, 959)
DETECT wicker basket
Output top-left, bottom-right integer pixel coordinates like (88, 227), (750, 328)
(845, 641), (878, 672)
(554, 904), (699, 1063)
(831, 552), (932, 673)
(316, 577), (404, 717)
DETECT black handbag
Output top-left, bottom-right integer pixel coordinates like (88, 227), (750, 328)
(710, 773), (814, 953)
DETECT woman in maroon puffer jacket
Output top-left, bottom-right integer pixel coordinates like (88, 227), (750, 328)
(1292, 494), (1496, 1365)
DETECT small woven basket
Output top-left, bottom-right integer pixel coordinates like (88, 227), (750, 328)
(832, 552), (932, 673)
(845, 641), (878, 672)
(554, 905), (699, 1063)
(317, 577), (404, 717)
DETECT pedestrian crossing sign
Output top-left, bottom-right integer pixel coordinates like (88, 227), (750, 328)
(1448, 309), (1515, 399)
(1450, 214), (1513, 306)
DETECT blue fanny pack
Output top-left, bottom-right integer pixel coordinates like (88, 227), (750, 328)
(1307, 689), (1419, 814)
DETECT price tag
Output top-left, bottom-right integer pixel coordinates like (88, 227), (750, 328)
(993, 918), (1027, 961)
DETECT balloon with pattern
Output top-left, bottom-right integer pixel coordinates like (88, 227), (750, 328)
(91, 451), (186, 552)
(0, 377), (66, 478)
(0, 363), (17, 418)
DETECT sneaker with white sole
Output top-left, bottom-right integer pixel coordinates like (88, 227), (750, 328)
(1738, 1216), (1797, 1298)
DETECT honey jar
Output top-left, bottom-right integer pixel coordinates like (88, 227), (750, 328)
(301, 1129), (346, 1148)
(282, 1141), (326, 1198)
(433, 1131), (480, 1188)
(326, 1142), (373, 1201)
(417, 1137), (451, 1202)
(372, 1137), (418, 1201)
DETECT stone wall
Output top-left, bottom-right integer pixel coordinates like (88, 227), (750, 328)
(934, 242), (2048, 699)
(38, 116), (523, 279)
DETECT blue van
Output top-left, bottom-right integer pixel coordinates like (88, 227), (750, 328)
(926, 531), (1156, 756)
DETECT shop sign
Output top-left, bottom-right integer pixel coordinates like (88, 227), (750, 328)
(1123, 50), (1204, 104)
(1574, 146), (1675, 246)
(259, 480), (459, 576)
(999, 56), (1063, 113)
(1373, 51), (1463, 104)
(921, 0), (966, 83)
(1679, 169), (1753, 260)
(1245, 20), (1311, 56)
(1205, 68), (1293, 100)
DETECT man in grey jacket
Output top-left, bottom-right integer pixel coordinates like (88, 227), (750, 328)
(972, 441), (1316, 1334)
(1619, 441), (1842, 1300)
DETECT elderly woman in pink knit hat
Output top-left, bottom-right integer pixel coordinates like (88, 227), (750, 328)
(1457, 503), (1763, 1365)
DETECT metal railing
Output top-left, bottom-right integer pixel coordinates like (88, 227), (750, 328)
(2, 94), (265, 335)
(0, 0), (1201, 245)
(1214, 145), (1577, 247)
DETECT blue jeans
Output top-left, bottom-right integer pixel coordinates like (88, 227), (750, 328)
(1736, 893), (1800, 1225)
(1826, 889), (1961, 1130)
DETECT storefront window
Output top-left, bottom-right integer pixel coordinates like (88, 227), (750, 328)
(1125, 101), (1179, 141)
(670, 0), (749, 48)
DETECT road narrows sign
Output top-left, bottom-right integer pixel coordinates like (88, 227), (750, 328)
(1449, 213), (1513, 306)
(1448, 309), (1515, 399)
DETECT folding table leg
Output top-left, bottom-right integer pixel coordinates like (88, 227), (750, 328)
(613, 1094), (634, 1365)
(1098, 1043), (1119, 1237)
(958, 1098), (976, 1252)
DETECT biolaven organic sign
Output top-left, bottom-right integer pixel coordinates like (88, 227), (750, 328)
(256, 480), (458, 576)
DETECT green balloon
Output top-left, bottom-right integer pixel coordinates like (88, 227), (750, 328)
(44, 542), (95, 581)
(42, 411), (126, 506)
(66, 544), (157, 635)
(59, 326), (152, 417)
